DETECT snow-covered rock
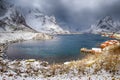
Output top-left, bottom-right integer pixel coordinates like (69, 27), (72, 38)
(0, 32), (52, 44)
(88, 16), (120, 34)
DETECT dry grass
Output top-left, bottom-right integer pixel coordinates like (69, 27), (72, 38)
(43, 44), (120, 77)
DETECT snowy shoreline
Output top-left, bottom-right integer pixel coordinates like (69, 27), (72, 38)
(0, 32), (120, 80)
(0, 32), (53, 44)
(0, 32), (53, 54)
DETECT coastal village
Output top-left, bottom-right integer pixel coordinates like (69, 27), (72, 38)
(0, 32), (120, 80)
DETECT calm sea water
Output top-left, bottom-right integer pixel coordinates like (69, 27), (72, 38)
(6, 34), (111, 64)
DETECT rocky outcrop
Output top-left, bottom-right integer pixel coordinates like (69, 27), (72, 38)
(0, 32), (52, 44)
(0, 44), (7, 53)
(33, 33), (53, 40)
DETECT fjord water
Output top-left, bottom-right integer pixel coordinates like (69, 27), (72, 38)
(6, 34), (110, 64)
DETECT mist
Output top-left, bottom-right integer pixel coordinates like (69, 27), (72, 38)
(9, 0), (120, 31)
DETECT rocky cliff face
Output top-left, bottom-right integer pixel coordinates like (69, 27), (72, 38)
(0, 7), (36, 32)
(0, 0), (8, 16)
(88, 16), (120, 34)
(0, 0), (69, 34)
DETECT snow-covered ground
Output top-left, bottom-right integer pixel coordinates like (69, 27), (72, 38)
(0, 32), (52, 44)
(0, 71), (119, 80)
(0, 57), (119, 80)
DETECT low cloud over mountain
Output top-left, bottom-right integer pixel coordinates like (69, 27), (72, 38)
(1, 0), (120, 32)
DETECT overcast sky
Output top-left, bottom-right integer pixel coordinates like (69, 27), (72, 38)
(9, 0), (120, 30)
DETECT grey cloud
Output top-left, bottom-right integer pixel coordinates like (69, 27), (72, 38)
(8, 0), (120, 31)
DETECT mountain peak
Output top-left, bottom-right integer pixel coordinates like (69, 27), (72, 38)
(102, 16), (114, 24)
(103, 16), (113, 21)
(88, 16), (120, 34)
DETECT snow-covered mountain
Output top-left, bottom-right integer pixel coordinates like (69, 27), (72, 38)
(0, 0), (29, 32)
(25, 9), (69, 34)
(0, 0), (69, 34)
(88, 16), (120, 34)
(0, 7), (36, 32)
